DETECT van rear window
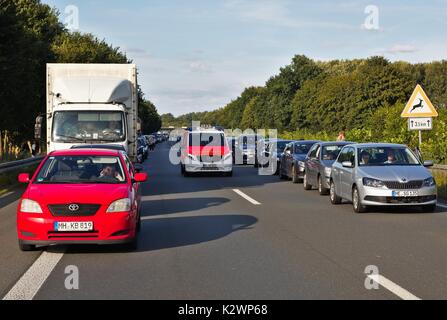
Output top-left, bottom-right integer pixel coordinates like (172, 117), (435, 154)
(189, 133), (225, 147)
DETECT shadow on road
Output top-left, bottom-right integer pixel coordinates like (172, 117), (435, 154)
(0, 188), (24, 211)
(140, 197), (230, 217)
(57, 214), (257, 254)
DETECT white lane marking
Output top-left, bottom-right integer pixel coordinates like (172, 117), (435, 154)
(233, 189), (261, 205)
(3, 252), (64, 300)
(0, 191), (14, 199)
(368, 274), (421, 300)
(437, 203), (447, 209)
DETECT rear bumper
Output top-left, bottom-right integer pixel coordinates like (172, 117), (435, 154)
(185, 164), (233, 173)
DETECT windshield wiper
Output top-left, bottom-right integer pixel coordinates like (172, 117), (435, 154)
(55, 134), (86, 142)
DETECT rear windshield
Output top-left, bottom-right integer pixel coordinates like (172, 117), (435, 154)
(322, 145), (344, 161)
(35, 156), (126, 184)
(189, 133), (226, 147)
(294, 143), (314, 155)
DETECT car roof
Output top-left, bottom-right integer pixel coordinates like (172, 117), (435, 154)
(49, 149), (121, 157)
(318, 141), (355, 146)
(292, 140), (320, 144)
(350, 143), (407, 148)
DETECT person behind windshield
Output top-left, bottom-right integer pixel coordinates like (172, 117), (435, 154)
(102, 121), (121, 137)
(99, 165), (123, 181)
(384, 149), (398, 164)
(360, 151), (371, 165)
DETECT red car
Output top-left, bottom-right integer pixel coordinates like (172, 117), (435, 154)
(16, 149), (147, 251)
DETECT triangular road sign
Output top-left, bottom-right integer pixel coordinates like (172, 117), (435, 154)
(401, 84), (438, 118)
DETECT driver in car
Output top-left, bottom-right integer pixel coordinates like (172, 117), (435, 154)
(384, 150), (398, 164)
(100, 165), (124, 181)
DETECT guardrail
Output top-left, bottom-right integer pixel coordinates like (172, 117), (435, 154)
(433, 164), (447, 171)
(0, 156), (44, 174)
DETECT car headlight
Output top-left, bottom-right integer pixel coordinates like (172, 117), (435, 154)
(20, 199), (43, 213)
(324, 167), (332, 177)
(107, 198), (131, 213)
(363, 177), (385, 188)
(423, 177), (436, 187)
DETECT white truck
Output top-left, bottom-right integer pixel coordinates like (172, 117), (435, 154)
(35, 64), (139, 161)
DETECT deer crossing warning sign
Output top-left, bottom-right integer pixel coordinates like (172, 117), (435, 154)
(401, 84), (438, 118)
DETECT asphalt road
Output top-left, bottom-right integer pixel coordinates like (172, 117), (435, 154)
(2, 142), (447, 299)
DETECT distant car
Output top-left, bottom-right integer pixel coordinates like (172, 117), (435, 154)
(303, 141), (354, 194)
(180, 129), (233, 176)
(263, 139), (294, 174)
(16, 148), (147, 251)
(137, 136), (149, 163)
(279, 141), (319, 183)
(330, 143), (437, 213)
(235, 134), (263, 165)
(71, 144), (127, 152)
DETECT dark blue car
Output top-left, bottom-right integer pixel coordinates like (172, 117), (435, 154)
(279, 141), (319, 183)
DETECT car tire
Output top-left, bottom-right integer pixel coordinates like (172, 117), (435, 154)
(181, 164), (185, 175)
(422, 204), (437, 213)
(303, 171), (312, 190)
(279, 165), (287, 180)
(318, 175), (329, 195)
(292, 166), (300, 184)
(352, 186), (367, 213)
(124, 236), (138, 251)
(330, 180), (342, 205)
(226, 171), (233, 177)
(19, 240), (36, 252)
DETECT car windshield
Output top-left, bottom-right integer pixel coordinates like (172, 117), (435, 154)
(189, 133), (226, 147)
(294, 143), (314, 154)
(269, 141), (289, 152)
(358, 147), (420, 166)
(322, 145), (344, 161)
(35, 156), (126, 184)
(52, 111), (126, 143)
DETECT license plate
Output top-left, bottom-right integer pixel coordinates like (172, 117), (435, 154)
(392, 191), (419, 198)
(54, 221), (94, 232)
(203, 163), (216, 167)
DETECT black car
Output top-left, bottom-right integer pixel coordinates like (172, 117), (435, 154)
(279, 140), (319, 183)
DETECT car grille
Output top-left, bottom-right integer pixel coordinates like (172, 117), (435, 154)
(48, 204), (101, 217)
(383, 180), (423, 190)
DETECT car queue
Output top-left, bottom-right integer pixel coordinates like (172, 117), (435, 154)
(274, 139), (438, 213)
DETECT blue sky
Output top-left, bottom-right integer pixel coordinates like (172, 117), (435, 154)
(43, 0), (447, 116)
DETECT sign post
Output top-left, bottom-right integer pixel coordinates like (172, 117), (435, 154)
(401, 84), (438, 147)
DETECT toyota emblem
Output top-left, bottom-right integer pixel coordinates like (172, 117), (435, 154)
(68, 204), (80, 212)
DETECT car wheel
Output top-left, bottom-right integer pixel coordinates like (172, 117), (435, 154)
(330, 180), (342, 205)
(279, 165), (287, 180)
(19, 240), (36, 252)
(303, 171), (312, 189)
(318, 175), (329, 195)
(292, 166), (300, 184)
(226, 171), (233, 177)
(181, 164), (185, 175)
(352, 186), (367, 213)
(422, 204), (437, 213)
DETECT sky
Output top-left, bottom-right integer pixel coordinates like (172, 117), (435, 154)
(43, 0), (447, 116)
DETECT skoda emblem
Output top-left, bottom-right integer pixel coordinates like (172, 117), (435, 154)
(68, 204), (80, 212)
(401, 178), (408, 183)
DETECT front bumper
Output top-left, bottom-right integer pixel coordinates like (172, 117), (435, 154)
(360, 186), (437, 206)
(17, 211), (137, 244)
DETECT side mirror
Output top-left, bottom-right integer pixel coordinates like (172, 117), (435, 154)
(423, 160), (434, 167)
(133, 172), (148, 183)
(134, 163), (143, 173)
(18, 173), (30, 183)
(342, 161), (353, 168)
(34, 115), (43, 140)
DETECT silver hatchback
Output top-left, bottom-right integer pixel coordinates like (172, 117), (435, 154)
(329, 143), (437, 213)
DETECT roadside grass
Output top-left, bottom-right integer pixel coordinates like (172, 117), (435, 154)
(0, 165), (39, 196)
(432, 169), (447, 201)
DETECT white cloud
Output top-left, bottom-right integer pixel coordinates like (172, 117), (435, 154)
(384, 44), (418, 54)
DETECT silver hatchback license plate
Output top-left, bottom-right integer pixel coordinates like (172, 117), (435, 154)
(392, 191), (419, 198)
